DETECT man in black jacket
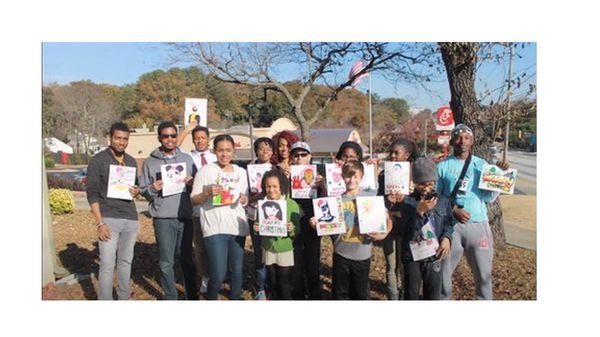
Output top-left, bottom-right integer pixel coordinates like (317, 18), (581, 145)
(86, 122), (140, 300)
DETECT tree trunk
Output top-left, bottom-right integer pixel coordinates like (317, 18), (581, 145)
(439, 42), (506, 250)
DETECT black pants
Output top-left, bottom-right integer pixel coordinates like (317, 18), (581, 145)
(332, 253), (371, 300)
(181, 218), (198, 300)
(403, 259), (442, 300)
(292, 226), (322, 300)
(266, 264), (292, 300)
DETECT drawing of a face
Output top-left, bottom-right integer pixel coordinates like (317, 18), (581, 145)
(317, 199), (334, 222)
(303, 168), (315, 185)
(262, 201), (282, 221)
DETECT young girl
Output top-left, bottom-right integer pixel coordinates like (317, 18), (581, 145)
(253, 169), (301, 300)
(312, 160), (392, 300)
(377, 138), (416, 300)
(191, 135), (249, 300)
(247, 137), (275, 300)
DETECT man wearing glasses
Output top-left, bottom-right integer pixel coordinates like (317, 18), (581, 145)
(139, 121), (198, 300)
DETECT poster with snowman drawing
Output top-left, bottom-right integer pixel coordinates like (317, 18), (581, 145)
(258, 199), (288, 237)
(290, 164), (317, 199)
(384, 161), (410, 195)
(161, 163), (187, 196)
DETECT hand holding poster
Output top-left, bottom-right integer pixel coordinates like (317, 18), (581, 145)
(384, 161), (410, 195)
(247, 163), (273, 194)
(184, 98), (208, 127)
(258, 199), (288, 237)
(290, 164), (317, 199)
(478, 164), (518, 194)
(356, 196), (387, 234)
(312, 197), (346, 236)
(409, 220), (439, 261)
(325, 164), (346, 197)
(212, 171), (242, 206)
(107, 165), (136, 200)
(161, 163), (187, 197)
(360, 163), (377, 193)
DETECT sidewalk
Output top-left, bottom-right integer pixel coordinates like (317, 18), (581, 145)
(500, 195), (536, 250)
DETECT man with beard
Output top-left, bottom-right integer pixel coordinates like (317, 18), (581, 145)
(437, 124), (510, 300)
(86, 122), (140, 300)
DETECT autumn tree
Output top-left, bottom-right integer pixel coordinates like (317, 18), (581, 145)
(168, 42), (437, 141)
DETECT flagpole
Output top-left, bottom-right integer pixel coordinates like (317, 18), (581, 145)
(368, 74), (373, 158)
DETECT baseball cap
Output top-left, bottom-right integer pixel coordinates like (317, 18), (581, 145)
(290, 141), (311, 153)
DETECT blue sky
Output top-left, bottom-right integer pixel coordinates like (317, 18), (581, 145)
(42, 42), (536, 111)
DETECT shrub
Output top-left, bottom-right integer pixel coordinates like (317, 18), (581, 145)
(44, 156), (55, 168)
(48, 189), (75, 215)
(47, 175), (86, 191)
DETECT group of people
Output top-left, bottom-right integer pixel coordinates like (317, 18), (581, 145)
(86, 119), (509, 300)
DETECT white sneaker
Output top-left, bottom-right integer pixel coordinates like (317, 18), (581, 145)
(200, 277), (209, 294)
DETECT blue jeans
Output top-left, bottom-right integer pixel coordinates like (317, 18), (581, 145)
(98, 217), (139, 300)
(153, 218), (197, 300)
(248, 220), (267, 293)
(203, 234), (245, 300)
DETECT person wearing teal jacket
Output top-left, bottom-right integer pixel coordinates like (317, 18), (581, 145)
(253, 169), (302, 300)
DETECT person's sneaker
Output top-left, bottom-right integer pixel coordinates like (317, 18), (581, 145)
(254, 290), (267, 300)
(199, 277), (209, 294)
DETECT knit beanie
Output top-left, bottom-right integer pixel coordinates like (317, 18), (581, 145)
(412, 157), (438, 183)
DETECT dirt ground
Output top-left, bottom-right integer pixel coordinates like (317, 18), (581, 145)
(43, 210), (536, 300)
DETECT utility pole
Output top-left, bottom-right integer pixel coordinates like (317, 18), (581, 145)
(503, 44), (514, 163)
(424, 118), (428, 156)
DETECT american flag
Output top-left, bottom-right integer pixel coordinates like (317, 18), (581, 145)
(349, 59), (369, 88)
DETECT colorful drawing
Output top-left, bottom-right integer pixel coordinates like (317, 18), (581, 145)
(356, 196), (387, 234)
(247, 163), (272, 194)
(478, 164), (518, 194)
(107, 165), (136, 200)
(258, 199), (287, 237)
(359, 163), (377, 193)
(212, 171), (242, 206)
(313, 197), (346, 236)
(184, 98), (208, 127)
(161, 163), (187, 197)
(325, 164), (346, 197)
(384, 161), (411, 195)
(291, 165), (317, 199)
(409, 220), (439, 261)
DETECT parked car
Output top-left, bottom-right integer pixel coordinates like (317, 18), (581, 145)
(73, 168), (87, 185)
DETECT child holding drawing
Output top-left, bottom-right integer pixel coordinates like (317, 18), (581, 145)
(253, 169), (301, 300)
(311, 160), (392, 300)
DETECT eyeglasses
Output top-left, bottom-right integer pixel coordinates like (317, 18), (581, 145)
(292, 152), (309, 158)
(160, 134), (177, 139)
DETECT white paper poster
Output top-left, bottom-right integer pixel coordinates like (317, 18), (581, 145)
(384, 161), (411, 195)
(212, 171), (242, 206)
(312, 197), (346, 236)
(247, 163), (273, 194)
(478, 164), (518, 195)
(184, 98), (208, 127)
(107, 165), (136, 200)
(356, 196), (387, 234)
(409, 220), (439, 261)
(258, 199), (288, 237)
(161, 163), (187, 197)
(360, 163), (377, 193)
(325, 164), (346, 197)
(290, 164), (317, 199)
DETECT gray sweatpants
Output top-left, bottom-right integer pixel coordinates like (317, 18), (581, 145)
(441, 221), (494, 300)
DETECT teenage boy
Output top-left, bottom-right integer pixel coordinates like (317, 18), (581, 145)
(139, 121), (197, 300)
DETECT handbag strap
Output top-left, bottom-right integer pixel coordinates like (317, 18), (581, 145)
(449, 154), (472, 204)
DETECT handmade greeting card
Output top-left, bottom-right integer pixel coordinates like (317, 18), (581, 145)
(107, 165), (136, 200)
(478, 164), (518, 194)
(384, 161), (410, 195)
(360, 163), (377, 193)
(184, 98), (208, 127)
(409, 220), (439, 261)
(247, 163), (273, 194)
(356, 196), (387, 234)
(290, 164), (317, 199)
(212, 171), (242, 206)
(161, 163), (187, 197)
(258, 199), (288, 237)
(325, 163), (346, 197)
(312, 197), (346, 236)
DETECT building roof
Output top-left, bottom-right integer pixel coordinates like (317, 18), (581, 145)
(292, 128), (368, 155)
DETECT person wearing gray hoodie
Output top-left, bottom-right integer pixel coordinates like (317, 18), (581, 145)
(139, 121), (198, 300)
